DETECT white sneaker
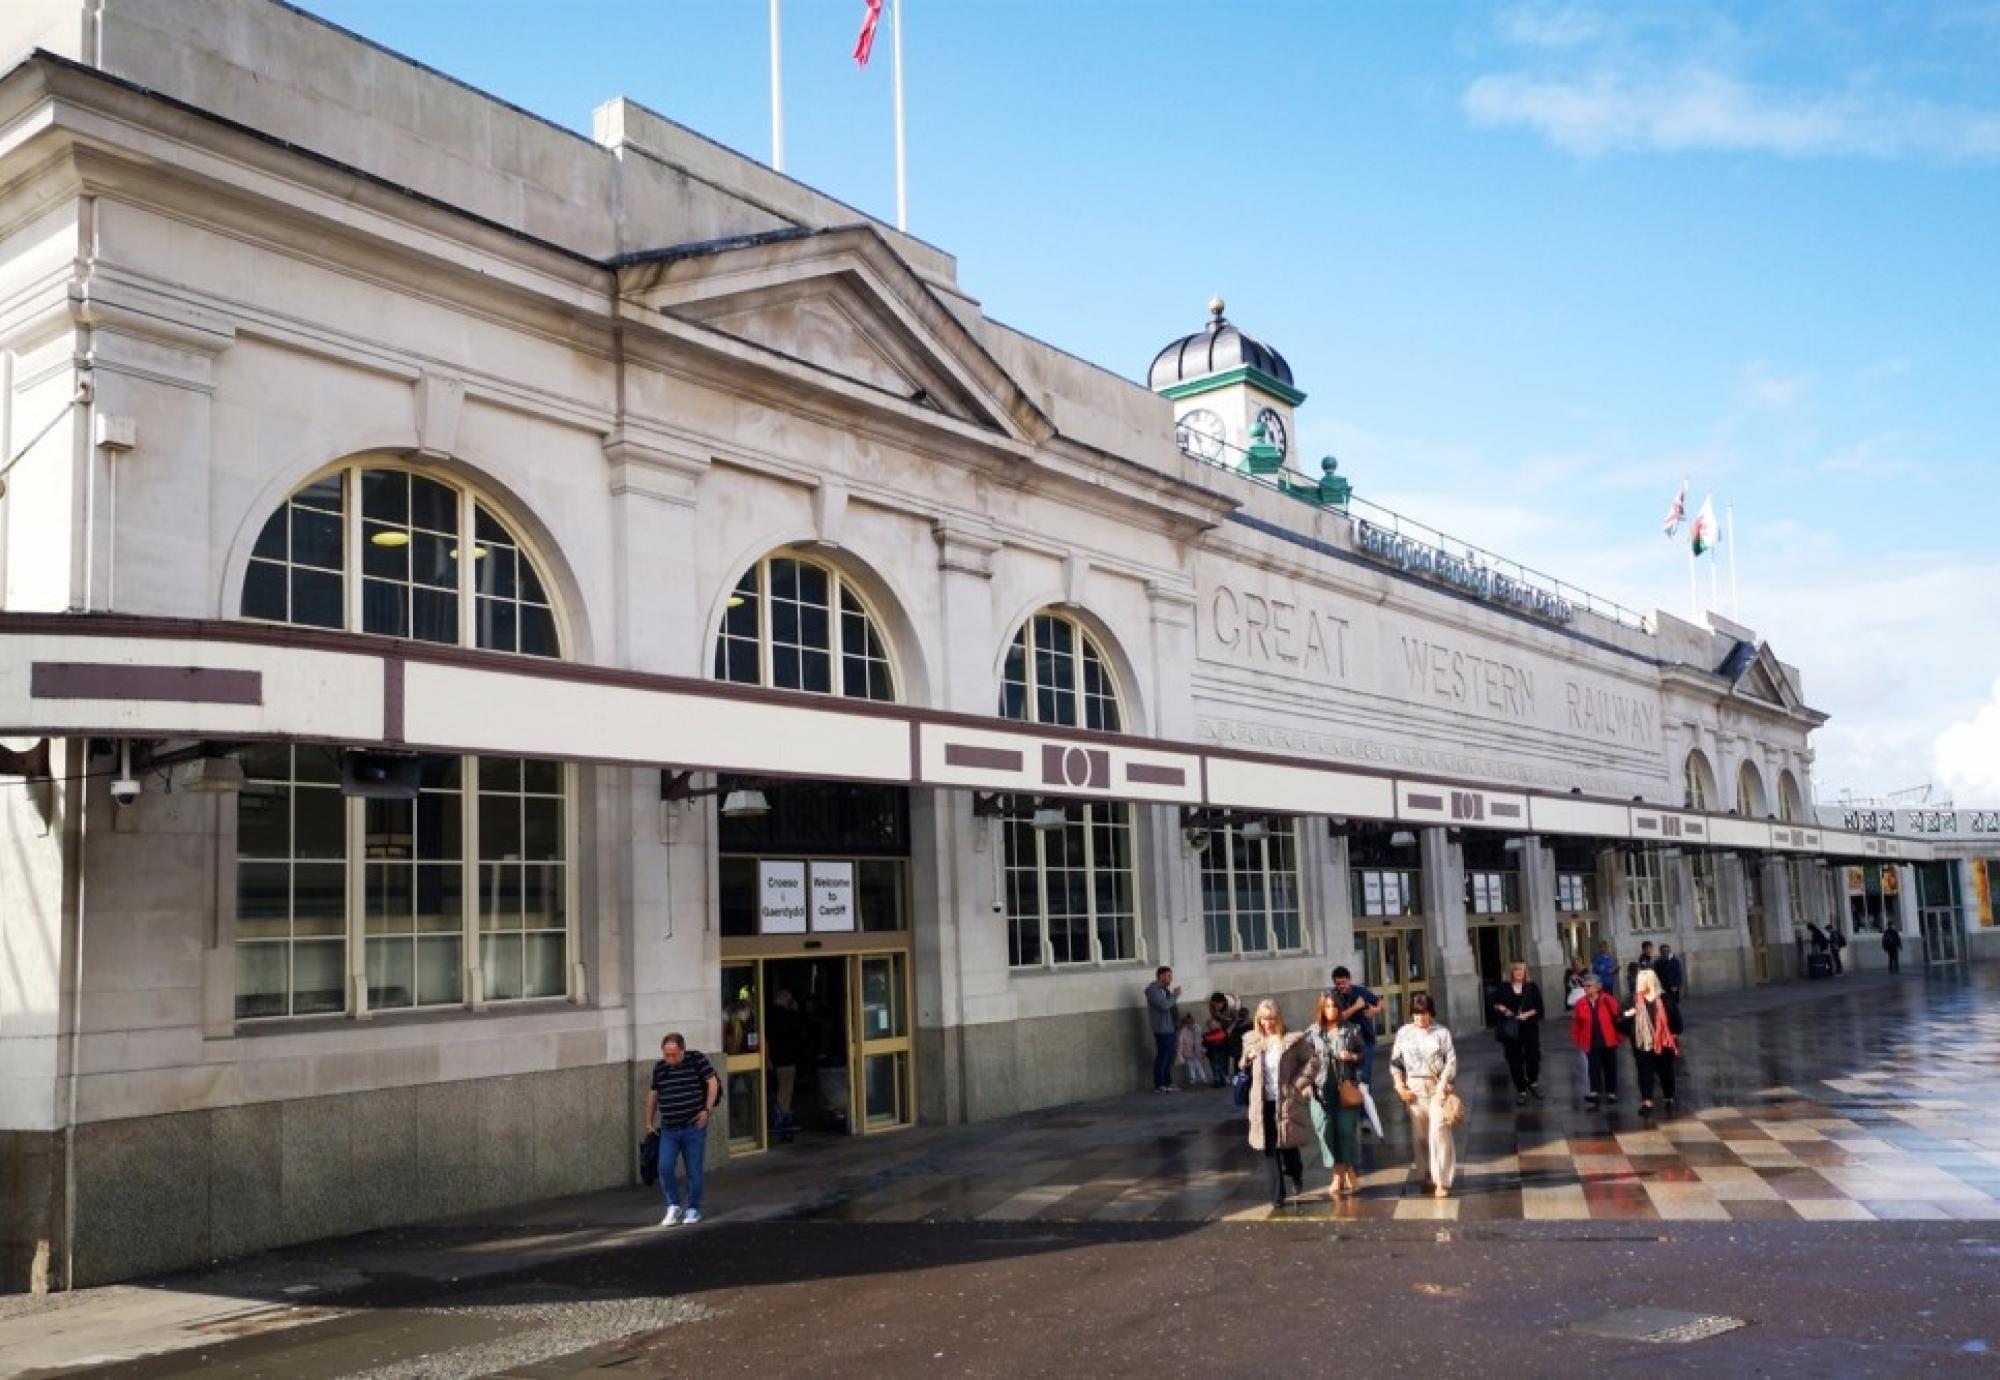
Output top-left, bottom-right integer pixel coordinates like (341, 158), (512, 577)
(659, 1207), (682, 1226)
(682, 1208), (703, 1225)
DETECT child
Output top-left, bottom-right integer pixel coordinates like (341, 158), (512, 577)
(1176, 1011), (1209, 1087)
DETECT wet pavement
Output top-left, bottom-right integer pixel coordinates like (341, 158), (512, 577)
(6, 963), (2000, 1377)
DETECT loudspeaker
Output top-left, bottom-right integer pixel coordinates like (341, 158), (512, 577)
(340, 750), (422, 800)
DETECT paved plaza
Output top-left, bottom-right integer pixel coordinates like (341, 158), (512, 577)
(3, 963), (1998, 1377)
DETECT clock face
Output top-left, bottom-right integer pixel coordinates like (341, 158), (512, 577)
(1176, 408), (1227, 463)
(1255, 407), (1289, 459)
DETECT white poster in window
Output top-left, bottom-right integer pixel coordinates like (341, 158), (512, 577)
(811, 861), (855, 932)
(759, 860), (808, 934)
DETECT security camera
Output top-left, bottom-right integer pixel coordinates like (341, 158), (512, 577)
(110, 777), (142, 807)
(1183, 828), (1211, 855)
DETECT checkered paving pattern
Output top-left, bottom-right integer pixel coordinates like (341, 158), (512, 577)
(760, 964), (2000, 1227)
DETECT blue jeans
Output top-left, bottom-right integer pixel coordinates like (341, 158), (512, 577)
(1358, 1042), (1376, 1088)
(1153, 1033), (1177, 1090)
(657, 1123), (707, 1211)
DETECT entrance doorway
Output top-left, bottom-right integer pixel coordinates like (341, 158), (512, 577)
(720, 949), (914, 1154)
(1915, 862), (1964, 968)
(1745, 865), (1770, 983)
(1468, 922), (1526, 1025)
(1360, 926), (1428, 1034)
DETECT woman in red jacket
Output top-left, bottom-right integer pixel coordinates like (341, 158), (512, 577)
(1570, 974), (1622, 1107)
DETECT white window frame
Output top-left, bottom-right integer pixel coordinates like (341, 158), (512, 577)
(998, 609), (1139, 970)
(1000, 610), (1122, 731)
(1354, 867), (1422, 919)
(235, 462), (578, 1022)
(1626, 848), (1671, 932)
(1690, 850), (1726, 928)
(714, 552), (899, 702)
(1201, 819), (1305, 959)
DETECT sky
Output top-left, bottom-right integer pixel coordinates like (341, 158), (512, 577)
(299, 0), (2000, 805)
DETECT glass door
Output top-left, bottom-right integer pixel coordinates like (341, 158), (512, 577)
(854, 952), (914, 1132)
(721, 961), (765, 1153)
(1361, 926), (1428, 1034)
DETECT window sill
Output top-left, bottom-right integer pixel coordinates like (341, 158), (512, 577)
(225, 996), (580, 1039)
(1203, 950), (1311, 964)
(1007, 959), (1149, 977)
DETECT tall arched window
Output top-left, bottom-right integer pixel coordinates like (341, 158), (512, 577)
(1682, 750), (1723, 928)
(1777, 771), (1804, 824)
(713, 553), (896, 701)
(1736, 761), (1768, 818)
(1778, 770), (1816, 927)
(1683, 750), (1718, 811)
(996, 610), (1135, 968)
(235, 462), (571, 1020)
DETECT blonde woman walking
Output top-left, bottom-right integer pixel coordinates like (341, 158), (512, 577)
(1389, 994), (1459, 1198)
(1241, 999), (1318, 1209)
(1624, 967), (1682, 1113)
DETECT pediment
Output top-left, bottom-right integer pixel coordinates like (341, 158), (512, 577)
(616, 226), (1051, 446)
(1722, 640), (1801, 712)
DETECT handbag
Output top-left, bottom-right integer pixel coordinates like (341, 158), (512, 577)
(638, 1129), (660, 1186)
(1439, 1091), (1467, 1127)
(1495, 1016), (1521, 1043)
(1337, 1079), (1364, 1109)
(1230, 1067), (1252, 1108)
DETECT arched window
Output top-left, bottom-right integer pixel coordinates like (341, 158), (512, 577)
(1736, 761), (1767, 818)
(234, 462), (571, 1020)
(1778, 771), (1804, 824)
(997, 610), (1135, 967)
(714, 553), (896, 701)
(1683, 750), (1717, 812)
(243, 467), (559, 656)
(1000, 612), (1121, 731)
(1681, 750), (1723, 928)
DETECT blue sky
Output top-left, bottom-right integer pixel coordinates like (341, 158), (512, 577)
(301, 0), (2000, 801)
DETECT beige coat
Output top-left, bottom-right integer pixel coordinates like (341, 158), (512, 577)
(1242, 1030), (1318, 1150)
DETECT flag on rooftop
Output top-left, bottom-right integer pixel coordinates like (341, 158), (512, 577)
(854, 0), (884, 66)
(1661, 478), (1688, 538)
(1691, 495), (1719, 556)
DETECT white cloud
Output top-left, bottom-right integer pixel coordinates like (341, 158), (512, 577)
(1936, 678), (2000, 800)
(1741, 360), (1813, 408)
(1498, 4), (1609, 50)
(1464, 66), (2000, 161)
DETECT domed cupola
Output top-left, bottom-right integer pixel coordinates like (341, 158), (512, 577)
(1149, 298), (1306, 468)
(1148, 298), (1294, 391)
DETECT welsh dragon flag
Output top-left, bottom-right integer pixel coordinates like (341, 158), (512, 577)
(1690, 495), (1719, 556)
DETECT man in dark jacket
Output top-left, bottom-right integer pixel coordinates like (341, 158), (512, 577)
(1883, 922), (1904, 973)
(1145, 967), (1181, 1093)
(1655, 944), (1685, 1008)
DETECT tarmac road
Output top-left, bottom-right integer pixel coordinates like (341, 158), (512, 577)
(40, 1218), (2000, 1379)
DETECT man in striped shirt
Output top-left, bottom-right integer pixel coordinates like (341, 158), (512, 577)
(646, 1032), (720, 1226)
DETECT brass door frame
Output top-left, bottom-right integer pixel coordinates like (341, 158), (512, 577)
(717, 941), (916, 1156)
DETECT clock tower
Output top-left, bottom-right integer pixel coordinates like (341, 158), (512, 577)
(1148, 298), (1305, 473)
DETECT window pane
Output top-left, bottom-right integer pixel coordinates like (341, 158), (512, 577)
(236, 863), (290, 938)
(291, 940), (346, 1015)
(521, 796), (561, 861)
(482, 933), (522, 1001)
(366, 936), (414, 1009)
(294, 473), (344, 513)
(480, 864), (523, 930)
(362, 578), (408, 637)
(294, 787), (346, 859)
(361, 468), (410, 525)
(523, 933), (566, 998)
(251, 511), (287, 562)
(291, 507), (343, 571)
(364, 863), (413, 934)
(520, 606), (560, 659)
(362, 522), (410, 579)
(521, 864), (564, 927)
(236, 789), (289, 859)
(242, 562), (288, 621)
(410, 476), (458, 534)
(480, 794), (521, 860)
(411, 531), (455, 589)
(293, 863), (347, 935)
(412, 587), (458, 645)
(416, 861), (462, 934)
(416, 934), (463, 1005)
(234, 944), (289, 1019)
(291, 569), (344, 629)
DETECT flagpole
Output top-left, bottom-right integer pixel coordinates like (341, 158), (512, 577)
(1727, 500), (1740, 619)
(891, 0), (907, 231)
(1687, 540), (1698, 619)
(769, 0), (785, 172)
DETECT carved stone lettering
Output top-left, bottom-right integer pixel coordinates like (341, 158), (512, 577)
(1205, 583), (1349, 684)
(1400, 636), (1535, 721)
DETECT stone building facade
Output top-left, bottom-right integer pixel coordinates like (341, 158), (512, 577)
(0, 0), (1928, 1289)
